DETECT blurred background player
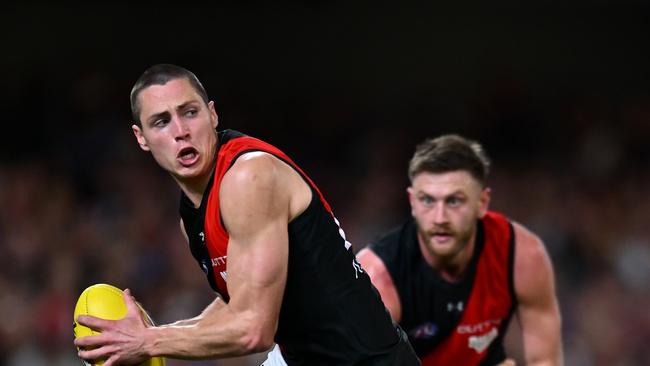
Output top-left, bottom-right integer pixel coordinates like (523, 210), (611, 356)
(74, 64), (419, 365)
(357, 134), (563, 365)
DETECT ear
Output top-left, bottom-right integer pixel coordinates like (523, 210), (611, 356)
(208, 101), (219, 129)
(478, 187), (491, 218)
(406, 186), (416, 217)
(132, 124), (150, 152)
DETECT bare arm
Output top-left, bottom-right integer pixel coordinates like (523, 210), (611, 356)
(512, 223), (563, 366)
(76, 153), (299, 364)
(356, 248), (402, 322)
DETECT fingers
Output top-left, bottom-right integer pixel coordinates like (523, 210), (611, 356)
(75, 333), (109, 348)
(77, 289), (139, 332)
(75, 315), (114, 331)
(103, 353), (121, 366)
(77, 343), (116, 362)
(497, 359), (516, 366)
(76, 288), (150, 365)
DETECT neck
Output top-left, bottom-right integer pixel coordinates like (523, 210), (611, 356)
(173, 149), (217, 208)
(176, 172), (214, 208)
(418, 227), (477, 282)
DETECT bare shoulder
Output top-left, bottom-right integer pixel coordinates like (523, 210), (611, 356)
(512, 222), (548, 269)
(357, 248), (389, 279)
(224, 151), (284, 188)
(356, 247), (402, 321)
(220, 151), (310, 231)
(512, 222), (556, 305)
(220, 151), (297, 203)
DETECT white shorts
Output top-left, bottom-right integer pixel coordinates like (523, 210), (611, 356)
(260, 344), (288, 366)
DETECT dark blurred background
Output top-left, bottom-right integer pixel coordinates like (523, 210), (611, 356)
(1, 3), (649, 365)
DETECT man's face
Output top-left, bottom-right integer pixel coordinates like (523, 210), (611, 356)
(407, 170), (490, 261)
(132, 78), (218, 182)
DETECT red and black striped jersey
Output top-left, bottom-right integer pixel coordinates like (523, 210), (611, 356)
(179, 130), (416, 366)
(370, 211), (517, 366)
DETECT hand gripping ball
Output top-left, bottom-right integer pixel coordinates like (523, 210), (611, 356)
(73, 283), (166, 366)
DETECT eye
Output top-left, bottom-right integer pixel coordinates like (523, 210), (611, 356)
(185, 109), (198, 117)
(420, 196), (434, 205)
(446, 196), (462, 207)
(153, 118), (169, 127)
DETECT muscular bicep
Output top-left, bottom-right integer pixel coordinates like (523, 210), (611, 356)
(219, 154), (291, 341)
(356, 248), (402, 322)
(513, 223), (563, 365)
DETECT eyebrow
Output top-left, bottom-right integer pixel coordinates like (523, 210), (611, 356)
(176, 101), (198, 111)
(417, 190), (466, 199)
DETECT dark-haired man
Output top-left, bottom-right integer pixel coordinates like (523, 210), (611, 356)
(74, 64), (420, 366)
(357, 134), (562, 365)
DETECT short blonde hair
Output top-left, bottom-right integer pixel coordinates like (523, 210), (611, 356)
(408, 134), (491, 186)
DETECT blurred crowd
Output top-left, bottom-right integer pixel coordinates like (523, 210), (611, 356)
(1, 67), (649, 366)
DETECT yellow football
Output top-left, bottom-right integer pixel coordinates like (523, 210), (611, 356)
(73, 283), (166, 366)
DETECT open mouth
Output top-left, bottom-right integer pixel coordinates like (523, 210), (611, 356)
(177, 147), (199, 166)
(431, 232), (453, 243)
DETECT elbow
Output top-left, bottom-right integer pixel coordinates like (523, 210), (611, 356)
(239, 329), (275, 353)
(237, 315), (276, 353)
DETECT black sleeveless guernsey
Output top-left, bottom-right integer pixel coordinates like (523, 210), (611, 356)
(179, 130), (420, 365)
(370, 212), (516, 365)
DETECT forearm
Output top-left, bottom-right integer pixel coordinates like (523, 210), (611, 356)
(143, 298), (270, 359)
(522, 312), (563, 366)
(513, 225), (563, 366)
(524, 341), (563, 366)
(526, 357), (562, 366)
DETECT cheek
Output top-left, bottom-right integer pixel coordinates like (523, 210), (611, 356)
(413, 208), (435, 229)
(456, 209), (479, 229)
(147, 140), (174, 163)
(411, 204), (427, 217)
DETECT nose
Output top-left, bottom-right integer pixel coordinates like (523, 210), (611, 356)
(171, 116), (190, 140)
(431, 202), (448, 225)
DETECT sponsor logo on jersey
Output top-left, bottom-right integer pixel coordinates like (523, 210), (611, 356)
(409, 322), (438, 339)
(211, 255), (228, 282)
(468, 327), (498, 353)
(457, 318), (501, 334)
(211, 255), (227, 267)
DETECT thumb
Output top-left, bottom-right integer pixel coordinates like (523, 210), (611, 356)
(123, 288), (140, 316)
(123, 288), (155, 326)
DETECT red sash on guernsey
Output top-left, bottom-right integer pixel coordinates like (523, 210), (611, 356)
(421, 211), (515, 365)
(202, 136), (333, 300)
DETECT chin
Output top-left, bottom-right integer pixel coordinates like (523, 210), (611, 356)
(173, 166), (202, 179)
(429, 242), (459, 258)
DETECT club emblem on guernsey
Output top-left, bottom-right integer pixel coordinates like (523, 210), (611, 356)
(468, 327), (498, 353)
(409, 322), (438, 339)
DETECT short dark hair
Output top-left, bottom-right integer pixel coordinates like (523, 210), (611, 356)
(130, 64), (209, 125)
(408, 134), (491, 186)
